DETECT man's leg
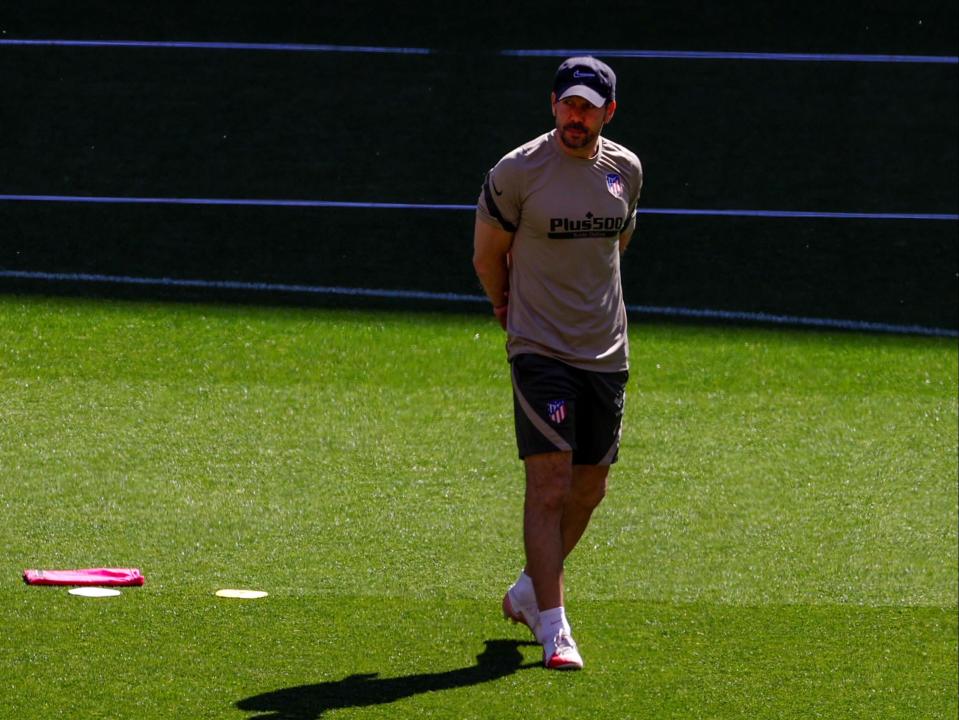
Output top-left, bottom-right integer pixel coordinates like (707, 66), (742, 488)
(509, 462), (608, 631)
(522, 450), (585, 669)
(523, 450), (572, 612)
(561, 464), (610, 557)
(521, 461), (610, 611)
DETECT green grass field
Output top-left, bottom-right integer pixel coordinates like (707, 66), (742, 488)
(1, 295), (956, 719)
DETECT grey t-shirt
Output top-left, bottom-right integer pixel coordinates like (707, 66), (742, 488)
(477, 129), (643, 372)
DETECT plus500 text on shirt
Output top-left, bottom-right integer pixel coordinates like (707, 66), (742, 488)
(477, 129), (643, 372)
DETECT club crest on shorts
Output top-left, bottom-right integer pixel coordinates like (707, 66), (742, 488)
(547, 399), (567, 424)
(605, 173), (624, 199)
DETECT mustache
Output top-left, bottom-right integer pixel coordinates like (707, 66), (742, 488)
(563, 123), (588, 133)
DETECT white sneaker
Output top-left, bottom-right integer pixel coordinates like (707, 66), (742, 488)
(543, 630), (584, 670)
(502, 585), (540, 639)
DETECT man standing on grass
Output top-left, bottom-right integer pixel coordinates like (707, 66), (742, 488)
(472, 56), (643, 670)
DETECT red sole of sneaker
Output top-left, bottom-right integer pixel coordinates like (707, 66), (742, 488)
(546, 660), (584, 671)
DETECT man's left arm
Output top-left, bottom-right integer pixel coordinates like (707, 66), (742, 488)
(618, 225), (635, 255)
(620, 159), (643, 255)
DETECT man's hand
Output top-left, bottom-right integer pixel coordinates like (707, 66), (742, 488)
(493, 302), (508, 330)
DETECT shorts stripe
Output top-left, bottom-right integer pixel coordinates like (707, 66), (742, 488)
(511, 362), (572, 453)
(597, 422), (623, 466)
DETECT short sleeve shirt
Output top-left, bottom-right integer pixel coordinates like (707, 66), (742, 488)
(477, 129), (643, 372)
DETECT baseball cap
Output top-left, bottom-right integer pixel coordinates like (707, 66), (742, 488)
(553, 56), (616, 107)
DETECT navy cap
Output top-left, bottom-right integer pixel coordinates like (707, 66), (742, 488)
(553, 56), (616, 107)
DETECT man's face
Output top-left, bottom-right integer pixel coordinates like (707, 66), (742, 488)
(551, 93), (616, 153)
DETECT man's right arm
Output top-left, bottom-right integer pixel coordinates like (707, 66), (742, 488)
(472, 216), (514, 325)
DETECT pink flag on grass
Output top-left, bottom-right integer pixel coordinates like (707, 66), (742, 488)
(23, 568), (145, 586)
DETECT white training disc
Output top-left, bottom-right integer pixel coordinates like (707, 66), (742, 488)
(68, 587), (122, 598)
(215, 589), (268, 599)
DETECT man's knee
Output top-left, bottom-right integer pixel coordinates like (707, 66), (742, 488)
(524, 452), (573, 513)
(570, 465), (609, 510)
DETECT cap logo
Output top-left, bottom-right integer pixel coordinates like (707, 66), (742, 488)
(572, 70), (597, 78)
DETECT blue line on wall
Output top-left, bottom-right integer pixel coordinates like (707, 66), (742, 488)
(0, 38), (432, 55)
(502, 48), (959, 64)
(1, 194), (955, 221)
(2, 39), (956, 63)
(0, 269), (955, 338)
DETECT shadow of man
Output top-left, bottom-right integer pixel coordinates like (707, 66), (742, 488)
(236, 639), (540, 719)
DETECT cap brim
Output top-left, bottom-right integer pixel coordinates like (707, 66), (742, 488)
(557, 85), (607, 107)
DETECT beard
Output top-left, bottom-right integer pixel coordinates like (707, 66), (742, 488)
(558, 122), (599, 150)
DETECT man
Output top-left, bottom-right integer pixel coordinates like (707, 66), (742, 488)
(472, 56), (642, 671)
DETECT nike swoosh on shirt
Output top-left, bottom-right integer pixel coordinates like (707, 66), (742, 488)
(490, 176), (504, 195)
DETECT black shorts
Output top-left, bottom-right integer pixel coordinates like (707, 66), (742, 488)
(510, 353), (628, 465)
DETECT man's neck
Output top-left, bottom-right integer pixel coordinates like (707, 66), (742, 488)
(554, 131), (602, 159)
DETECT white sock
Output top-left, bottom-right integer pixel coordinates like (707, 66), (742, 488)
(511, 571), (537, 611)
(537, 606), (571, 644)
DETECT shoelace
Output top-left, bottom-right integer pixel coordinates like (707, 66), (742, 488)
(551, 631), (578, 656)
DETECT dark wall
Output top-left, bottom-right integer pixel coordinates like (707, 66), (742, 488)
(1, 1), (957, 328)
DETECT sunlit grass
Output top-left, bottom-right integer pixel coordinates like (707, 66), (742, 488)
(1, 296), (955, 719)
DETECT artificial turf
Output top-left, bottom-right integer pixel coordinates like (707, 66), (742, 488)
(1, 295), (955, 719)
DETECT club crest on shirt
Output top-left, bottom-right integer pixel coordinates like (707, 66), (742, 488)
(547, 399), (567, 424)
(606, 173), (624, 199)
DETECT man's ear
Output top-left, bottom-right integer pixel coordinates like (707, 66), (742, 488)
(604, 99), (617, 124)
